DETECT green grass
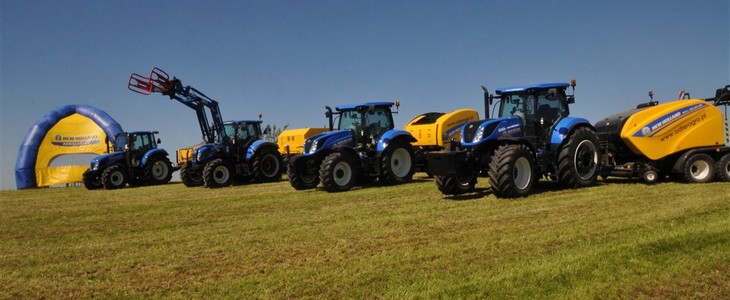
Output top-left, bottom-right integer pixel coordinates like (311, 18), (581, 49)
(1, 175), (729, 299)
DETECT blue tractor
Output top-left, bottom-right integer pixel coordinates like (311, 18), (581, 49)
(426, 81), (600, 198)
(129, 67), (283, 188)
(287, 101), (417, 192)
(83, 131), (173, 189)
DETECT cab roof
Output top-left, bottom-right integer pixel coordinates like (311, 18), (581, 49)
(336, 102), (394, 111)
(495, 83), (569, 94)
(224, 120), (263, 124)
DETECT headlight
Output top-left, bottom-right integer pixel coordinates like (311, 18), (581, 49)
(472, 126), (485, 142)
(309, 140), (320, 154)
(90, 161), (99, 171)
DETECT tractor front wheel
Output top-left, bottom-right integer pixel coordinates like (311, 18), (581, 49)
(203, 158), (233, 188)
(180, 163), (204, 187)
(683, 153), (714, 183)
(488, 144), (536, 198)
(145, 156), (173, 185)
(320, 152), (357, 192)
(380, 141), (415, 185)
(435, 175), (476, 195)
(83, 169), (102, 190)
(557, 127), (600, 188)
(252, 148), (283, 183)
(101, 165), (127, 189)
(288, 156), (319, 190)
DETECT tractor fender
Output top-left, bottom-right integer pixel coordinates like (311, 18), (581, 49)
(246, 140), (280, 161)
(141, 148), (170, 166)
(376, 130), (417, 153)
(550, 117), (596, 147)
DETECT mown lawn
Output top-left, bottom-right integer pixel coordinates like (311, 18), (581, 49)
(1, 176), (728, 299)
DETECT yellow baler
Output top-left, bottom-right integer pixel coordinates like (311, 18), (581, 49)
(277, 127), (329, 158)
(404, 108), (479, 174)
(595, 86), (730, 183)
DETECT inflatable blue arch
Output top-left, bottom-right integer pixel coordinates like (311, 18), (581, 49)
(15, 105), (123, 189)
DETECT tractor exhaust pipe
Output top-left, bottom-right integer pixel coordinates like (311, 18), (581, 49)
(481, 85), (490, 119)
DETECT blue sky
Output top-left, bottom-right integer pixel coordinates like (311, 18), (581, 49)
(1, 0), (728, 190)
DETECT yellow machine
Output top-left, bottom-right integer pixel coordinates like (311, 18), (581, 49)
(404, 108), (480, 174)
(596, 85), (730, 183)
(277, 127), (329, 157)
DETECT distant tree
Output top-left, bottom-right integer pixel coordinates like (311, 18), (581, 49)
(263, 124), (289, 142)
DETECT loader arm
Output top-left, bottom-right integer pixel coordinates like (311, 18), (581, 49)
(129, 67), (226, 144)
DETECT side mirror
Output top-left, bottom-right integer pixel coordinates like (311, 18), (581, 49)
(566, 95), (575, 104)
(157, 138), (162, 144)
(263, 126), (270, 135)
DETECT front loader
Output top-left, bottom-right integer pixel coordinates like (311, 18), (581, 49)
(129, 67), (284, 188)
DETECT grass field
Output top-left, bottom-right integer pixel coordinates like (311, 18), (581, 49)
(1, 175), (729, 299)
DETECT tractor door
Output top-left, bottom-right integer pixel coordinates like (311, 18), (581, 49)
(536, 89), (566, 141)
(364, 107), (393, 141)
(129, 133), (154, 167)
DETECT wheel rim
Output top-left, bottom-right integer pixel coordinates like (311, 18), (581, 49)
(152, 161), (168, 180)
(645, 171), (656, 182)
(513, 157), (531, 190)
(724, 160), (730, 178)
(110, 171), (124, 186)
(390, 148), (412, 178)
(690, 159), (710, 180)
(261, 154), (280, 177)
(574, 140), (598, 180)
(213, 165), (230, 184)
(333, 161), (352, 186)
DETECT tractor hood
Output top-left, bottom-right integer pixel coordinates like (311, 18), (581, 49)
(303, 130), (354, 155)
(89, 152), (123, 171)
(460, 117), (523, 146)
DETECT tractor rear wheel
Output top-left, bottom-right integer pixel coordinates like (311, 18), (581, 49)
(557, 127), (600, 188)
(145, 156), (173, 185)
(320, 152), (357, 192)
(180, 164), (204, 187)
(380, 141), (415, 185)
(287, 156), (319, 190)
(435, 175), (476, 195)
(488, 144), (536, 198)
(252, 148), (283, 183)
(715, 153), (730, 182)
(203, 158), (233, 188)
(101, 165), (127, 189)
(683, 153), (714, 183)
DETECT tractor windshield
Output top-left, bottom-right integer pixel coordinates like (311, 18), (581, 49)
(339, 110), (362, 131)
(500, 93), (535, 119)
(113, 134), (128, 152)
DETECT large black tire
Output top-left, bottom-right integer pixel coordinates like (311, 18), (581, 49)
(682, 153), (715, 183)
(557, 127), (600, 188)
(203, 158), (233, 188)
(715, 153), (730, 182)
(435, 175), (476, 195)
(144, 156), (173, 185)
(180, 163), (204, 187)
(379, 141), (415, 185)
(488, 144), (536, 198)
(101, 165), (127, 190)
(320, 152), (357, 192)
(287, 156), (319, 190)
(82, 169), (102, 190)
(252, 148), (284, 183)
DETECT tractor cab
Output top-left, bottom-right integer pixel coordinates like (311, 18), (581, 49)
(224, 121), (263, 148)
(495, 83), (570, 140)
(113, 131), (160, 167)
(332, 102), (396, 148)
